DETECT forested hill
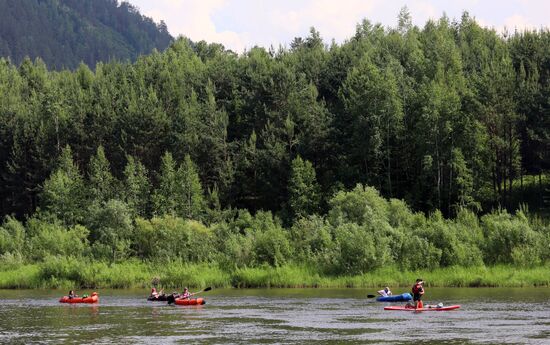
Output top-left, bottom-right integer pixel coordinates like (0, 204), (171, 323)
(0, 0), (173, 69)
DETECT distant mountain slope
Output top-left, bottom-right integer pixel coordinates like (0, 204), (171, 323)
(0, 0), (173, 69)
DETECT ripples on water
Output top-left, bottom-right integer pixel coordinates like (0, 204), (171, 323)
(0, 288), (549, 344)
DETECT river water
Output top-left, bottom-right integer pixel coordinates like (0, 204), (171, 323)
(0, 287), (548, 344)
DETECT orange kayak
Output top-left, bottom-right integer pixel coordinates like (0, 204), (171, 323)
(174, 298), (205, 305)
(59, 292), (99, 304)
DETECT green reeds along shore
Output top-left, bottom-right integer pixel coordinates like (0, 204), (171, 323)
(1, 261), (549, 289)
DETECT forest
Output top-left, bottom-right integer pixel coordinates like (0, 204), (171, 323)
(0, 0), (173, 69)
(0, 10), (549, 288)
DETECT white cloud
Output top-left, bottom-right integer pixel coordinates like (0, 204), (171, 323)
(133, 0), (248, 52)
(503, 14), (539, 32)
(129, 0), (550, 52)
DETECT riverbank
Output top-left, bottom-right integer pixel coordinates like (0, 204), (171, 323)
(1, 260), (549, 289)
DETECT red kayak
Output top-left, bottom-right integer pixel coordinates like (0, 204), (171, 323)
(384, 305), (460, 311)
(174, 297), (205, 305)
(59, 292), (99, 304)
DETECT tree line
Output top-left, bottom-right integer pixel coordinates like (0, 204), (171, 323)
(0, 10), (549, 272)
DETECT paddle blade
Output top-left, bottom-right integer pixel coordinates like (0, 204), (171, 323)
(203, 287), (212, 292)
(367, 294), (376, 298)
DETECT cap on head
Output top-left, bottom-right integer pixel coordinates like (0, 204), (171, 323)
(416, 278), (423, 283)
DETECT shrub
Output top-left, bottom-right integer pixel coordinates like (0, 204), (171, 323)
(27, 219), (89, 261)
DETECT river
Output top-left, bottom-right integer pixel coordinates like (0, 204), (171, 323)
(0, 287), (548, 344)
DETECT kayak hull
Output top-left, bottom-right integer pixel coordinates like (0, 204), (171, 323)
(384, 305), (460, 311)
(59, 294), (99, 304)
(174, 298), (205, 305)
(376, 293), (412, 302)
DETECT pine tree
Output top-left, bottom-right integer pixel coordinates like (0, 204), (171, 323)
(40, 146), (85, 226)
(288, 156), (320, 219)
(176, 154), (205, 220)
(123, 155), (151, 218)
(88, 145), (116, 204)
(152, 151), (178, 216)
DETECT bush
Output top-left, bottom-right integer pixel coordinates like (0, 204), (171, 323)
(133, 215), (214, 262)
(330, 223), (390, 275)
(482, 210), (543, 265)
(399, 235), (442, 270)
(0, 216), (26, 255)
(27, 219), (89, 261)
(254, 226), (292, 267)
(289, 215), (332, 263)
(328, 184), (389, 226)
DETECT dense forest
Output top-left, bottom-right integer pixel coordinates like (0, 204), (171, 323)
(0, 10), (549, 280)
(0, 0), (173, 69)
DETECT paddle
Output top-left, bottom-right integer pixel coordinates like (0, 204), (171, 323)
(192, 287), (212, 295)
(367, 294), (377, 298)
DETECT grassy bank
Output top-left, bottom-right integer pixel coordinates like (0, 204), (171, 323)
(1, 260), (549, 289)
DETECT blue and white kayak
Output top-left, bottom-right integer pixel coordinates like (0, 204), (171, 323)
(376, 293), (412, 302)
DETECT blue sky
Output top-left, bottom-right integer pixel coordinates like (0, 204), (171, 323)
(129, 0), (550, 52)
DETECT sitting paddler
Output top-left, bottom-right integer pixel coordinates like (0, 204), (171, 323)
(181, 287), (194, 299)
(412, 279), (425, 309)
(377, 287), (392, 297)
(68, 290), (78, 299)
(150, 287), (159, 299)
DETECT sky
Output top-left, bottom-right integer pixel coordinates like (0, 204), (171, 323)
(129, 0), (550, 52)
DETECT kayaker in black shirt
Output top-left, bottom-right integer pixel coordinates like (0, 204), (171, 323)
(412, 279), (424, 309)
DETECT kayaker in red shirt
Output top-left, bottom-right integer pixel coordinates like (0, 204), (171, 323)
(412, 279), (424, 309)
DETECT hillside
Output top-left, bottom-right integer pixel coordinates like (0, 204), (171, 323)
(0, 0), (173, 69)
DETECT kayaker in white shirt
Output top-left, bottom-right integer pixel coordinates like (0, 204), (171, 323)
(377, 287), (392, 297)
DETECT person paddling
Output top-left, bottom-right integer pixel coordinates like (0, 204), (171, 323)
(68, 290), (78, 299)
(150, 287), (159, 298)
(181, 287), (193, 299)
(412, 279), (425, 309)
(377, 287), (392, 297)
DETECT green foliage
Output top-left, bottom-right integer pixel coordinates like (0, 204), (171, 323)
(88, 146), (117, 204)
(0, 9), (549, 284)
(86, 199), (133, 263)
(288, 156), (321, 220)
(481, 210), (543, 266)
(40, 146), (86, 226)
(26, 219), (89, 261)
(176, 154), (205, 220)
(133, 215), (213, 262)
(153, 152), (179, 216)
(328, 184), (389, 226)
(123, 155), (151, 218)
(0, 216), (26, 256)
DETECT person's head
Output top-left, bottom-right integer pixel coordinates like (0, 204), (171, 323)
(416, 279), (423, 284)
(384, 287), (389, 292)
(184, 287), (188, 292)
(152, 287), (156, 292)
(69, 290), (74, 294)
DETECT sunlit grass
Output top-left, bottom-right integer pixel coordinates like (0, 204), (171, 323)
(0, 262), (548, 289)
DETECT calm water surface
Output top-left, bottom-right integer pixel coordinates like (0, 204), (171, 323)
(0, 287), (549, 344)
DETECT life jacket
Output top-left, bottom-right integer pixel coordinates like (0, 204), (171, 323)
(412, 283), (423, 294)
